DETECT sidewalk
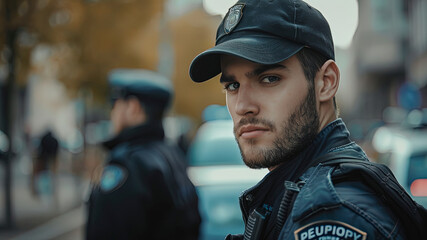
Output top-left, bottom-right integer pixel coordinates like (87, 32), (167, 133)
(9, 204), (85, 240)
(0, 160), (89, 240)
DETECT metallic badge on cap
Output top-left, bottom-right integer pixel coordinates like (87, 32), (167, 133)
(224, 4), (245, 34)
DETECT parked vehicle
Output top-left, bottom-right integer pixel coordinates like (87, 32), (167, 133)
(187, 120), (268, 240)
(372, 110), (427, 208)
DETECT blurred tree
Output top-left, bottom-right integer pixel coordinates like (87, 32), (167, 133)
(0, 0), (37, 229)
(1, 0), (226, 123)
(170, 8), (226, 123)
(1, 0), (165, 99)
(0, 1), (227, 226)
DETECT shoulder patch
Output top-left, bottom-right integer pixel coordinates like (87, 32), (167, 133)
(100, 165), (128, 193)
(294, 220), (367, 240)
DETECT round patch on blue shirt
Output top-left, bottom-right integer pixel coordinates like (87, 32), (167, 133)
(100, 165), (128, 193)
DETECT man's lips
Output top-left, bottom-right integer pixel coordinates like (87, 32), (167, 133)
(238, 125), (270, 138)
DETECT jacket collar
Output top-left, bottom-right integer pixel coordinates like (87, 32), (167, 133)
(103, 122), (164, 150)
(240, 119), (353, 218)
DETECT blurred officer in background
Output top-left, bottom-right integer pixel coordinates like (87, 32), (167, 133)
(86, 69), (201, 240)
(189, 0), (426, 239)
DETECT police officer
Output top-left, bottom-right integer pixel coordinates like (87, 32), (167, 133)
(189, 0), (426, 239)
(86, 69), (201, 239)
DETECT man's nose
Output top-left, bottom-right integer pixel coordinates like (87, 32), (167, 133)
(234, 86), (259, 116)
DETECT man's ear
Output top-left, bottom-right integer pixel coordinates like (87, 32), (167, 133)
(126, 97), (147, 124)
(126, 97), (142, 113)
(315, 60), (340, 103)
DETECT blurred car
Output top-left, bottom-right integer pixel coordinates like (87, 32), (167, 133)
(187, 120), (268, 240)
(372, 110), (427, 208)
(0, 130), (9, 157)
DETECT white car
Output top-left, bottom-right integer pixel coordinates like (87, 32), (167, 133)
(187, 120), (268, 240)
(372, 124), (427, 208)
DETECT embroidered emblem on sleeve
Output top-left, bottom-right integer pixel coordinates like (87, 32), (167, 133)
(224, 4), (245, 34)
(100, 165), (128, 193)
(294, 220), (367, 240)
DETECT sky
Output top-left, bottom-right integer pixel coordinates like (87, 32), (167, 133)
(203, 0), (359, 49)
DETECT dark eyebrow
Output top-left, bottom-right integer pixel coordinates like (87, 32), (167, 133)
(220, 63), (287, 83)
(248, 64), (287, 78)
(220, 74), (235, 83)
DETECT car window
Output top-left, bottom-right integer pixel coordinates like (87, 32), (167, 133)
(407, 152), (427, 190)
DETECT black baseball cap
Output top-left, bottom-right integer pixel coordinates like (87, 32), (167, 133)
(189, 0), (334, 82)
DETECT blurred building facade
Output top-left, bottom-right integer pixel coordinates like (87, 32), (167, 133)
(351, 0), (427, 122)
(406, 0), (427, 107)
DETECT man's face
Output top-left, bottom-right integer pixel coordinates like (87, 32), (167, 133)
(220, 54), (320, 169)
(110, 99), (128, 135)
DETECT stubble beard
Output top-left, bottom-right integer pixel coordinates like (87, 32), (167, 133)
(236, 84), (320, 169)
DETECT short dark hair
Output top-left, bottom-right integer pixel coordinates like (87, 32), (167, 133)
(121, 95), (166, 123)
(138, 100), (165, 122)
(296, 48), (328, 84)
(296, 48), (338, 111)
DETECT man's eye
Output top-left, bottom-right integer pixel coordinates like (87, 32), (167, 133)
(224, 82), (240, 91)
(260, 76), (280, 83)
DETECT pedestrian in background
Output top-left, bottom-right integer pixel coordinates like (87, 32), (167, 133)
(32, 130), (59, 208)
(189, 0), (427, 239)
(86, 69), (201, 239)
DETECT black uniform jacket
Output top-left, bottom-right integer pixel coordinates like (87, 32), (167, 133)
(227, 119), (407, 240)
(86, 123), (201, 240)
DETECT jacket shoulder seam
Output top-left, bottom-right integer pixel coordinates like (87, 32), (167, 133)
(342, 200), (395, 239)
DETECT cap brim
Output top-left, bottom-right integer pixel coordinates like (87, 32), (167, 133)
(189, 35), (304, 82)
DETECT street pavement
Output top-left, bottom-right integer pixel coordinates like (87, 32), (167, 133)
(0, 155), (89, 240)
(8, 205), (85, 240)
